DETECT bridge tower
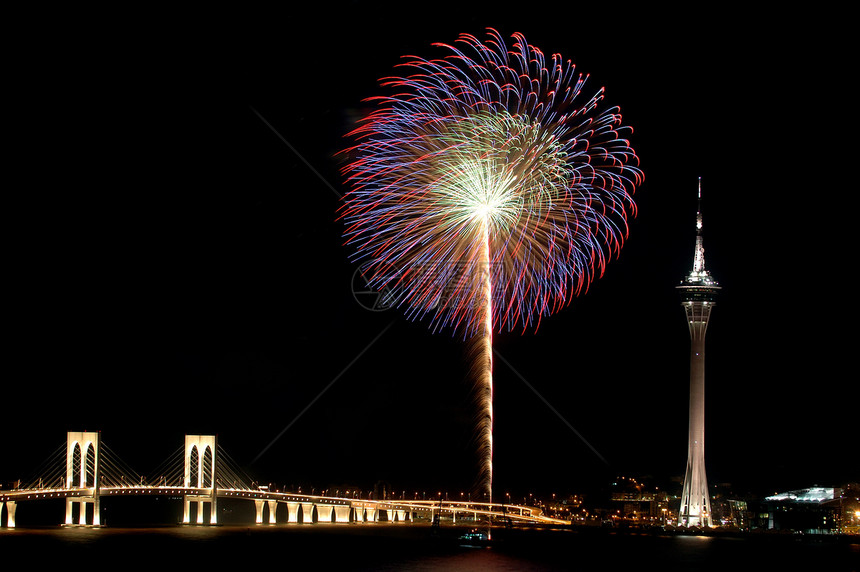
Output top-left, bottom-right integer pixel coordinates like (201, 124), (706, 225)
(182, 435), (218, 525)
(676, 178), (720, 527)
(65, 431), (101, 526)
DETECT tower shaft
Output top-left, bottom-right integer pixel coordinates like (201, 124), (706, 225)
(676, 178), (719, 528)
(679, 303), (713, 527)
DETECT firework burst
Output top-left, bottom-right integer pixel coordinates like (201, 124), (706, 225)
(339, 28), (642, 503)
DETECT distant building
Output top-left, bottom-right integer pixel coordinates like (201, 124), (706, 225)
(609, 477), (670, 525)
(841, 483), (860, 534)
(754, 487), (843, 533)
(610, 491), (670, 523)
(723, 498), (749, 529)
(708, 484), (748, 528)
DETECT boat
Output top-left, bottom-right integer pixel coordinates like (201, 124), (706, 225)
(458, 529), (491, 547)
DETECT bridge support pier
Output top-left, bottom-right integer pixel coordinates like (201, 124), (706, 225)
(334, 505), (350, 523)
(300, 502), (314, 523)
(182, 495), (215, 524)
(316, 504), (333, 523)
(65, 496), (101, 526)
(286, 501), (299, 523)
(3, 501), (16, 528)
(253, 500), (278, 524)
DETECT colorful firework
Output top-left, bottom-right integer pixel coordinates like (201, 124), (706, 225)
(338, 29), (642, 503)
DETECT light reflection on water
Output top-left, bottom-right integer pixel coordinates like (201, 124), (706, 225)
(375, 548), (557, 572)
(1, 525), (857, 571)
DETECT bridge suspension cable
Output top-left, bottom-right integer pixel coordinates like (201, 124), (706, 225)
(134, 443), (254, 490)
(13, 436), (256, 493)
(20, 442), (66, 490)
(214, 445), (253, 491)
(99, 442), (143, 487)
(144, 445), (186, 487)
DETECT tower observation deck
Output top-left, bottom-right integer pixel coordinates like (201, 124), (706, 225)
(676, 178), (720, 527)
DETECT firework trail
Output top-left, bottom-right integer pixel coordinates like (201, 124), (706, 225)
(339, 28), (642, 503)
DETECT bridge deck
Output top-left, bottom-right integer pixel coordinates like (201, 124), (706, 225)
(2, 486), (569, 525)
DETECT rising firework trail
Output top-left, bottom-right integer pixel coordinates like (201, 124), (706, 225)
(338, 28), (642, 504)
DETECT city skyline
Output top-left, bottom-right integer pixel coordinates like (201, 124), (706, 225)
(5, 5), (854, 501)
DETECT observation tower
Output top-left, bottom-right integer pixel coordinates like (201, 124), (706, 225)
(676, 178), (720, 527)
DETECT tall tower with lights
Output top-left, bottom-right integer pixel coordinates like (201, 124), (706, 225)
(676, 177), (720, 527)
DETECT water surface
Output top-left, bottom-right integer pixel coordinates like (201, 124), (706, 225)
(2, 524), (858, 571)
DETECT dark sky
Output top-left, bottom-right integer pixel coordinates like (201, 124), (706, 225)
(6, 5), (854, 500)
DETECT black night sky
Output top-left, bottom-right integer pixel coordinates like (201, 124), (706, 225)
(5, 5), (854, 501)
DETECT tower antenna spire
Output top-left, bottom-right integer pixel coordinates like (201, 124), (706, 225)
(693, 177), (705, 274)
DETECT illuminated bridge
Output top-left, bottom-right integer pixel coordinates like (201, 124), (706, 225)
(0, 431), (568, 528)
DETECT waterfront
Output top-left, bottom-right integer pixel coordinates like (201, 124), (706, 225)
(2, 524), (857, 571)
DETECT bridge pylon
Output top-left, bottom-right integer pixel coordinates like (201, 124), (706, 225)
(64, 431), (101, 526)
(182, 435), (217, 525)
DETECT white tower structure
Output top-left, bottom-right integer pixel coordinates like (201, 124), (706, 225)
(676, 178), (720, 527)
(65, 431), (101, 526)
(182, 434), (218, 524)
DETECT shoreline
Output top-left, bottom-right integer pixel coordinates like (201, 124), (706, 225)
(2, 520), (858, 543)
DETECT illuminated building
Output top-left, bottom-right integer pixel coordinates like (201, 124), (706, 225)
(608, 476), (670, 524)
(676, 178), (720, 527)
(757, 487), (844, 533)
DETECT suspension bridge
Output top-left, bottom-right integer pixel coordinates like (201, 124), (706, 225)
(0, 431), (568, 528)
